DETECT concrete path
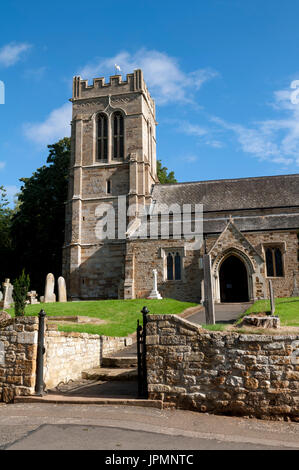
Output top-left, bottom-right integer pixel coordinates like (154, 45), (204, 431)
(0, 403), (298, 450)
(187, 302), (252, 326)
(110, 302), (251, 359)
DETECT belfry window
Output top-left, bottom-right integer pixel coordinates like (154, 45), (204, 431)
(265, 247), (283, 277)
(97, 114), (108, 160)
(113, 112), (124, 159)
(166, 251), (182, 281)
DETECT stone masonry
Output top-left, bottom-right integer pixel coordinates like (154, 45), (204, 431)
(146, 314), (299, 421)
(0, 316), (38, 402)
(62, 68), (299, 302)
(0, 316), (136, 401)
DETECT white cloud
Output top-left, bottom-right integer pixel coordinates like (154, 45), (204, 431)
(24, 66), (47, 81)
(211, 86), (299, 167)
(79, 49), (218, 105)
(0, 161), (6, 170)
(179, 121), (207, 137)
(184, 155), (198, 163)
(0, 42), (31, 67)
(23, 103), (72, 146)
(166, 118), (224, 149)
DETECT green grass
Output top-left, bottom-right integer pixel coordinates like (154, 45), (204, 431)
(201, 323), (228, 332)
(202, 296), (299, 333)
(240, 296), (299, 327)
(7, 298), (198, 337)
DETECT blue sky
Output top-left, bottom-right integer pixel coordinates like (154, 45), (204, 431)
(1, 0), (299, 204)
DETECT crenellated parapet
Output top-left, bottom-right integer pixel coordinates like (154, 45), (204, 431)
(72, 69), (155, 114)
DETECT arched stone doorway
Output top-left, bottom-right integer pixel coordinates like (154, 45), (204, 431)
(219, 255), (249, 302)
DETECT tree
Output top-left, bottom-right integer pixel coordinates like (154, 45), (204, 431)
(0, 186), (14, 281)
(11, 138), (70, 294)
(156, 160), (177, 184)
(12, 269), (30, 316)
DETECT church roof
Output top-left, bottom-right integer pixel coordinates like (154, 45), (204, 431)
(150, 173), (299, 234)
(151, 173), (299, 212)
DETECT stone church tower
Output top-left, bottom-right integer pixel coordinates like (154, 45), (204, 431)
(63, 69), (158, 299)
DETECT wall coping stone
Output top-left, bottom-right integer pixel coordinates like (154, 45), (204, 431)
(147, 315), (299, 342)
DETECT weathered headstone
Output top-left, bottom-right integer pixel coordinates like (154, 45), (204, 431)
(44, 273), (56, 303)
(268, 279), (275, 315)
(26, 291), (40, 305)
(292, 271), (299, 297)
(147, 269), (163, 299)
(0, 279), (14, 309)
(203, 254), (215, 324)
(58, 276), (67, 303)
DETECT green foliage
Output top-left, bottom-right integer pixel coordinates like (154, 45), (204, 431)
(0, 186), (14, 281)
(11, 138), (70, 293)
(12, 270), (30, 316)
(157, 160), (177, 184)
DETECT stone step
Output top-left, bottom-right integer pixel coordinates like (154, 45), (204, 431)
(102, 356), (137, 368)
(82, 366), (138, 381)
(14, 395), (163, 409)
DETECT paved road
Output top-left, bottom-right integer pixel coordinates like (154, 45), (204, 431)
(0, 403), (298, 450)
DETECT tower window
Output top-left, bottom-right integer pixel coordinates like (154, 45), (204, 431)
(107, 180), (111, 194)
(97, 113), (108, 160)
(265, 246), (284, 277)
(113, 112), (124, 159)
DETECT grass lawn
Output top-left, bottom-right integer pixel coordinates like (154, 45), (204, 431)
(201, 297), (299, 333)
(241, 296), (299, 327)
(7, 298), (198, 337)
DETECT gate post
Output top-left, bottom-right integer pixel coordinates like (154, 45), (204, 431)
(141, 306), (149, 399)
(137, 306), (149, 398)
(35, 309), (46, 396)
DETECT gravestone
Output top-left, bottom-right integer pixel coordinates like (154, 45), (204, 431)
(147, 269), (163, 299)
(26, 291), (40, 305)
(0, 279), (14, 309)
(58, 276), (67, 303)
(44, 273), (56, 303)
(292, 271), (299, 297)
(203, 254), (215, 324)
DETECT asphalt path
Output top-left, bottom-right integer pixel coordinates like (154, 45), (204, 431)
(0, 403), (298, 451)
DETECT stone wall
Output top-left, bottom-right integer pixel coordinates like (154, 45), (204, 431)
(101, 334), (133, 357)
(0, 317), (38, 402)
(44, 326), (101, 389)
(127, 239), (202, 302)
(0, 316), (135, 400)
(146, 314), (299, 421)
(126, 230), (298, 303)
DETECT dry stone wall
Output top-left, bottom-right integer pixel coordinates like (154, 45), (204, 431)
(146, 314), (299, 421)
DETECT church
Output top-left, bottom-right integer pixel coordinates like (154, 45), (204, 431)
(62, 69), (299, 303)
